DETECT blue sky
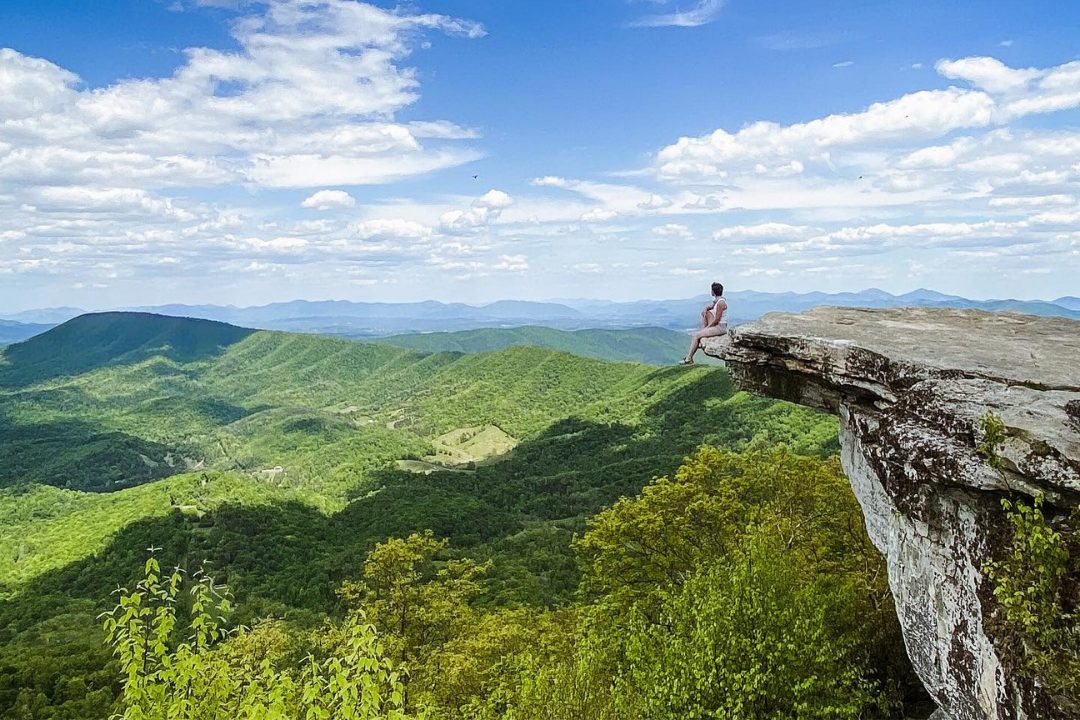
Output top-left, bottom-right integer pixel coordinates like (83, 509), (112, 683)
(1, 0), (1079, 310)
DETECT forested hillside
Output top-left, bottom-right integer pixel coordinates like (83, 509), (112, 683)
(373, 326), (699, 365)
(0, 313), (925, 719)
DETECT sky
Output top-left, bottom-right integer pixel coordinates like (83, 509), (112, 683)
(1, 0), (1079, 311)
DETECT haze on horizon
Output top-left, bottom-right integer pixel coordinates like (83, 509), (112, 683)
(1, 0), (1078, 313)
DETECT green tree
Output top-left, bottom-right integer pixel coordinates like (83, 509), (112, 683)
(614, 532), (874, 719)
(573, 446), (913, 717)
(455, 609), (619, 720)
(986, 496), (1079, 708)
(339, 532), (489, 710)
(101, 554), (419, 720)
(576, 446), (886, 622)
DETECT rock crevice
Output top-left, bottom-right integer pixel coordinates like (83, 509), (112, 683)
(704, 307), (1080, 720)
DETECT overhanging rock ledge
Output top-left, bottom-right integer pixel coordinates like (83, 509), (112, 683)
(702, 306), (1080, 720)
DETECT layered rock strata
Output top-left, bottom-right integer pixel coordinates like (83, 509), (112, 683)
(703, 307), (1080, 720)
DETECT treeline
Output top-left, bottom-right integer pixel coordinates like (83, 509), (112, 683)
(100, 447), (925, 720)
(0, 385), (844, 718)
(373, 325), (700, 365)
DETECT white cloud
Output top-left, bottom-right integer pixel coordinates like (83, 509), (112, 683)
(530, 176), (657, 217)
(657, 86), (996, 182)
(32, 187), (196, 221)
(0, 2), (505, 306)
(656, 56), (1080, 187)
(581, 208), (618, 222)
(936, 56), (1040, 95)
(740, 267), (784, 277)
(494, 254), (528, 271)
(833, 60), (854, 69)
(475, 190), (514, 210)
(5, 32), (1080, 305)
(653, 223), (691, 237)
(988, 194), (1074, 208)
(0, 2), (484, 190)
(938, 57), (1080, 119)
(531, 176), (570, 189)
(429, 252), (527, 278)
(439, 189), (513, 231)
(301, 190), (356, 210)
(637, 193), (671, 209)
(352, 218), (432, 240)
(714, 223), (814, 241)
(0, 49), (79, 119)
(629, 0), (726, 28)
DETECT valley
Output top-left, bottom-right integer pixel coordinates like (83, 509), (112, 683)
(0, 311), (858, 718)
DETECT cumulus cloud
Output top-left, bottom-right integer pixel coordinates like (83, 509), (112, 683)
(5, 33), (1080, 305)
(31, 187), (196, 221)
(0, 1), (504, 305)
(713, 223), (814, 241)
(301, 190), (356, 210)
(625, 54), (1080, 301)
(656, 56), (1080, 185)
(936, 56), (1040, 95)
(352, 218), (432, 240)
(439, 189), (513, 232)
(0, 1), (483, 191)
(581, 208), (618, 222)
(657, 87), (996, 182)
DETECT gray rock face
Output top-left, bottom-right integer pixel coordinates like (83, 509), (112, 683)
(703, 307), (1080, 720)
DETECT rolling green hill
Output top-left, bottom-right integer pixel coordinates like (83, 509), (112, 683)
(0, 312), (839, 718)
(374, 325), (698, 365)
(0, 312), (253, 388)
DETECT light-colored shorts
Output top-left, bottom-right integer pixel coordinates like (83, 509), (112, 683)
(698, 323), (728, 337)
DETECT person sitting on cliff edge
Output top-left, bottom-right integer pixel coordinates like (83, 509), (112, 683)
(680, 281), (728, 365)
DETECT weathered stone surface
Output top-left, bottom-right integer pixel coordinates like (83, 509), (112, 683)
(703, 307), (1080, 720)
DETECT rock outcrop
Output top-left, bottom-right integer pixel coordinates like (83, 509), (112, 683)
(703, 307), (1080, 720)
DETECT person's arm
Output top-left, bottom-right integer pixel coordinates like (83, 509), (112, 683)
(707, 299), (727, 326)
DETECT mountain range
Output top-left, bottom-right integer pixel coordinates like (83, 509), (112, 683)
(372, 325), (706, 365)
(1, 288), (1077, 346)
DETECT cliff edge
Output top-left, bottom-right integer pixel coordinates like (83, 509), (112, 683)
(704, 307), (1079, 720)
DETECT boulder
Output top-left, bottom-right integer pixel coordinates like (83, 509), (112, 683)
(703, 307), (1080, 720)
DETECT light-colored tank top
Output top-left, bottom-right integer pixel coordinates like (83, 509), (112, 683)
(711, 297), (727, 323)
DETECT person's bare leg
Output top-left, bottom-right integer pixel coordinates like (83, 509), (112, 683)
(684, 331), (703, 363)
(701, 309), (713, 329)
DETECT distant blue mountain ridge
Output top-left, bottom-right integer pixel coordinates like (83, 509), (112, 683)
(0, 319), (57, 346)
(1, 288), (1077, 344)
